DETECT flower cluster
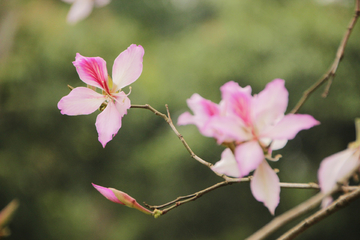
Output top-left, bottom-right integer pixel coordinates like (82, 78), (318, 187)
(58, 44), (144, 147)
(178, 79), (320, 214)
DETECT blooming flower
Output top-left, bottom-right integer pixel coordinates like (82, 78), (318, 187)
(58, 44), (144, 147)
(179, 79), (320, 214)
(62, 0), (111, 24)
(318, 119), (360, 206)
(92, 183), (152, 215)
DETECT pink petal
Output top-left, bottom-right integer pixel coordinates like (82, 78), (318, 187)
(114, 92), (131, 117)
(211, 148), (241, 177)
(206, 116), (250, 143)
(177, 93), (221, 137)
(318, 148), (360, 194)
(95, 101), (122, 147)
(261, 114), (320, 140)
(57, 87), (106, 115)
(252, 79), (288, 132)
(73, 53), (110, 92)
(235, 140), (264, 177)
(250, 160), (280, 215)
(92, 183), (125, 205)
(112, 44), (144, 90)
(220, 81), (252, 126)
(66, 0), (94, 24)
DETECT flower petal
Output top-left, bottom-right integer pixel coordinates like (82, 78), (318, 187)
(112, 44), (144, 90)
(92, 183), (125, 205)
(252, 79), (288, 132)
(57, 87), (105, 115)
(206, 116), (250, 143)
(318, 148), (360, 194)
(261, 113), (320, 140)
(220, 81), (252, 126)
(178, 93), (220, 137)
(94, 0), (111, 7)
(73, 53), (109, 91)
(66, 0), (94, 24)
(235, 140), (264, 177)
(95, 101), (122, 147)
(250, 160), (280, 215)
(114, 91), (131, 117)
(211, 148), (241, 177)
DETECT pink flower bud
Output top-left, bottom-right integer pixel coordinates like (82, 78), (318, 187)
(92, 183), (152, 215)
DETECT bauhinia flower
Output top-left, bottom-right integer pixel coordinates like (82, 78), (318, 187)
(58, 44), (144, 147)
(318, 119), (360, 206)
(92, 183), (152, 215)
(179, 79), (320, 214)
(62, 0), (111, 24)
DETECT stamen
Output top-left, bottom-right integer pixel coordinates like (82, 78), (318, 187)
(126, 86), (132, 96)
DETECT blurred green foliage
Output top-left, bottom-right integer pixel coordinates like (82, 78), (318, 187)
(0, 0), (360, 239)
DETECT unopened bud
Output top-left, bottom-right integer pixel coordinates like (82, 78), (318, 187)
(92, 183), (152, 215)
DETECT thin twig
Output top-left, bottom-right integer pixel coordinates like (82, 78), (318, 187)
(131, 104), (236, 180)
(277, 186), (360, 240)
(145, 179), (320, 215)
(290, 0), (360, 114)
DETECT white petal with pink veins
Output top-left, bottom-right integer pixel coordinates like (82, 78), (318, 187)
(318, 148), (360, 194)
(95, 101), (122, 147)
(211, 148), (241, 177)
(261, 113), (320, 140)
(235, 140), (264, 177)
(58, 87), (105, 115)
(112, 44), (144, 90)
(250, 160), (280, 215)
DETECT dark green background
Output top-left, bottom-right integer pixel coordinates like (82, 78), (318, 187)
(1, 0), (360, 239)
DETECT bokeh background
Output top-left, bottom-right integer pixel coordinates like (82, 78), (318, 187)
(1, 0), (360, 239)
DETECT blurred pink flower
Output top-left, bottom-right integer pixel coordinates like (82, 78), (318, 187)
(58, 44), (144, 147)
(92, 183), (152, 215)
(318, 139), (360, 206)
(180, 79), (320, 214)
(62, 0), (111, 24)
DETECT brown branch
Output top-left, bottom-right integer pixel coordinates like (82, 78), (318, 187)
(130, 104), (236, 180)
(247, 161), (360, 240)
(290, 0), (360, 114)
(245, 191), (325, 240)
(145, 178), (319, 216)
(277, 186), (360, 240)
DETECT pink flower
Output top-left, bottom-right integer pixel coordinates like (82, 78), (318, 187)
(180, 79), (320, 214)
(318, 133), (360, 206)
(62, 0), (111, 24)
(210, 79), (320, 176)
(92, 183), (152, 215)
(58, 44), (144, 147)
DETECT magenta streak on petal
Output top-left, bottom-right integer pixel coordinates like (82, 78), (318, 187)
(230, 91), (252, 126)
(201, 99), (220, 117)
(83, 58), (110, 93)
(73, 53), (110, 93)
